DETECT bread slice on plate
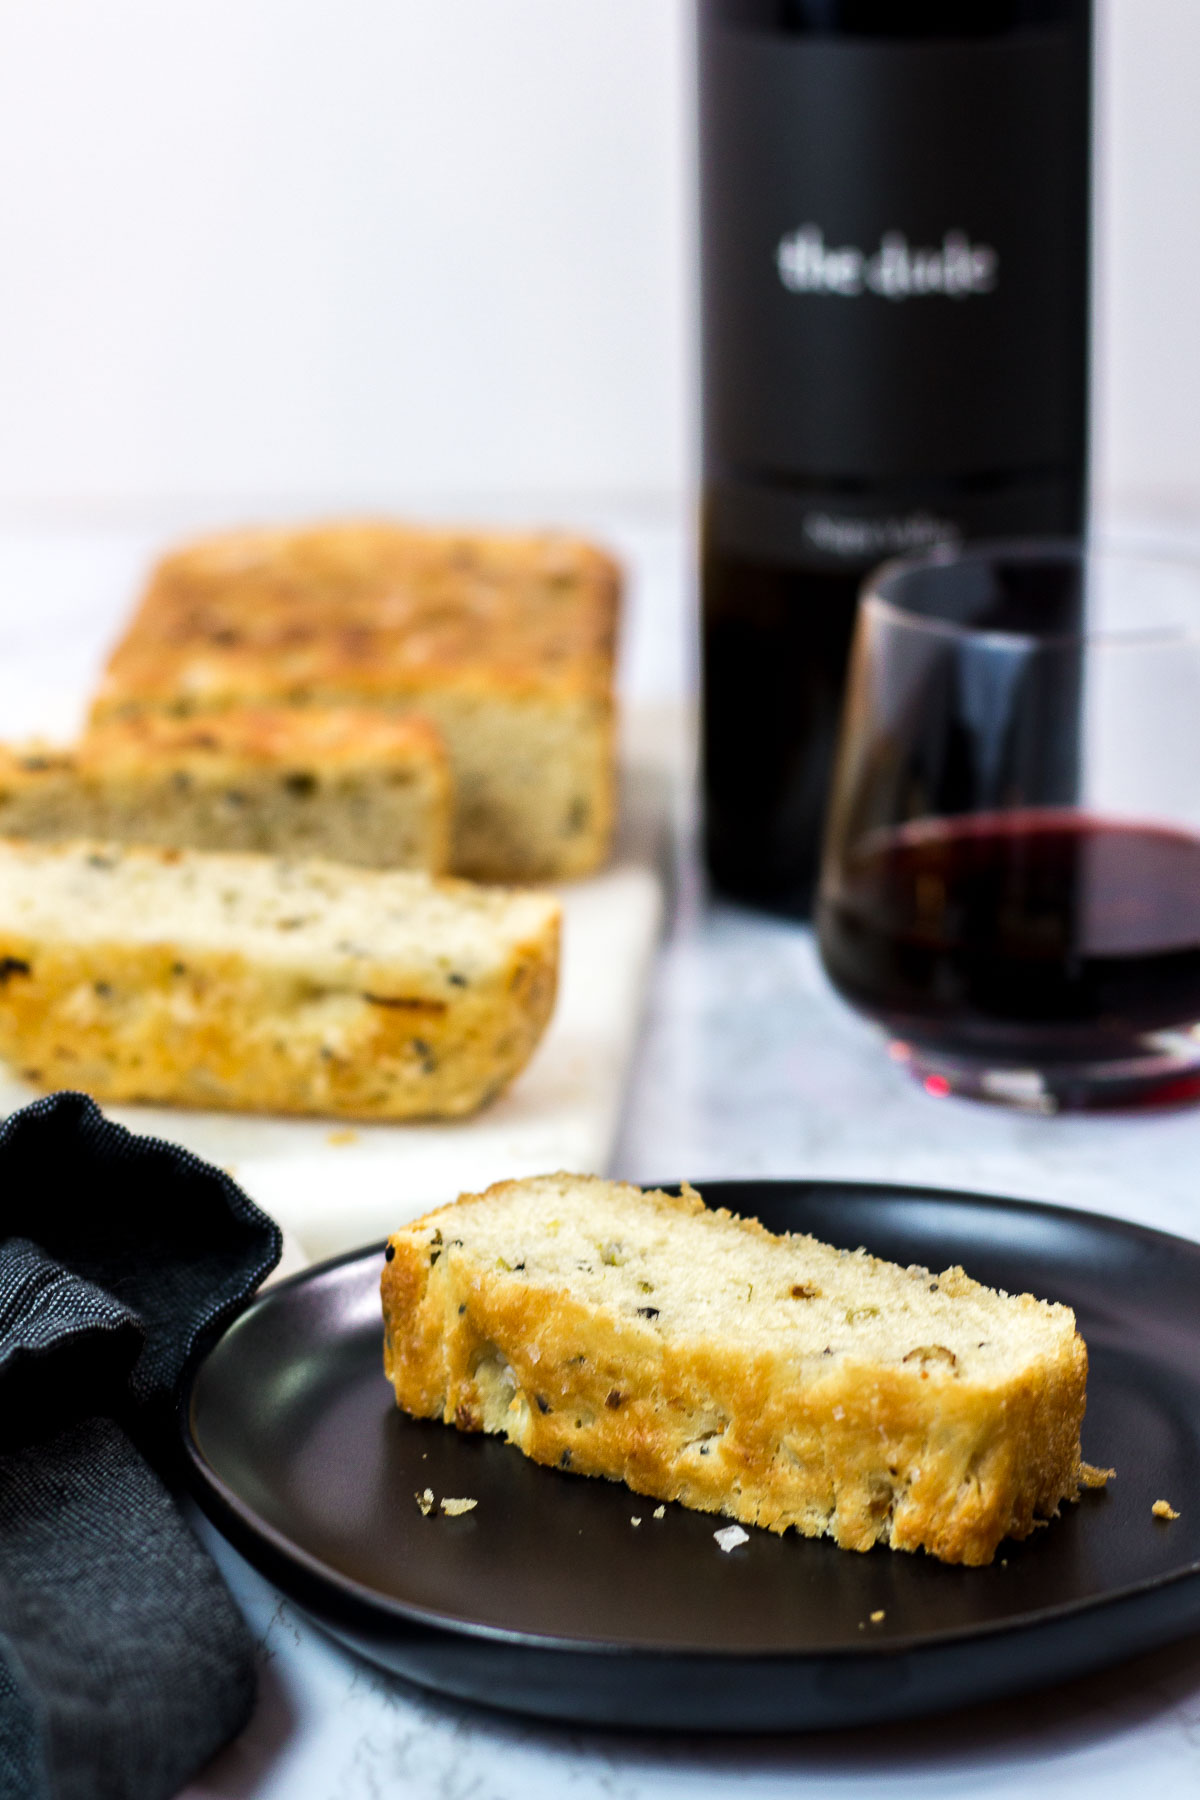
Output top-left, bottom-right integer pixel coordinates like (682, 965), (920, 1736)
(89, 520), (620, 882)
(0, 707), (451, 871)
(0, 840), (559, 1119)
(382, 1174), (1090, 1566)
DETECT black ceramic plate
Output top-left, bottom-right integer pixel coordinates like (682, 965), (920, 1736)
(183, 1181), (1200, 1732)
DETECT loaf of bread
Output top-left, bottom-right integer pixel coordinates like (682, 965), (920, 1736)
(0, 841), (559, 1119)
(90, 521), (620, 882)
(0, 707), (450, 871)
(382, 1175), (1090, 1565)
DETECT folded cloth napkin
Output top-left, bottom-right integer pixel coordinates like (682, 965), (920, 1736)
(0, 1091), (282, 1800)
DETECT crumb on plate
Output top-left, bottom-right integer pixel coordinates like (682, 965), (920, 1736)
(415, 1488), (435, 1517)
(714, 1525), (749, 1553)
(441, 1496), (477, 1517)
(1152, 1499), (1180, 1521)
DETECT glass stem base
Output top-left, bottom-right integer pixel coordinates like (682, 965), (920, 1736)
(888, 1032), (1200, 1113)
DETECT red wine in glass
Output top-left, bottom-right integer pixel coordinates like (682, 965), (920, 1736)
(817, 810), (1200, 1106)
(817, 543), (1200, 1107)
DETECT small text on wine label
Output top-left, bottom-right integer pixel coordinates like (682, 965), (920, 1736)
(777, 227), (998, 301)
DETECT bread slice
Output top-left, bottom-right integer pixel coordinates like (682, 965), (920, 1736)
(0, 840), (559, 1119)
(382, 1175), (1090, 1566)
(0, 707), (450, 871)
(89, 521), (620, 881)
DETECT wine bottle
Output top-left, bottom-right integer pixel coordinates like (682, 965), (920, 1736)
(699, 0), (1092, 915)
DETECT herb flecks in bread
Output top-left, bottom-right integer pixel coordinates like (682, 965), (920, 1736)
(0, 707), (450, 872)
(0, 840), (558, 1119)
(91, 521), (620, 881)
(381, 1175), (1092, 1567)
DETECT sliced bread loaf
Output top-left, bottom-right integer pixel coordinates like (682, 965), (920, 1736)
(89, 520), (620, 881)
(0, 841), (559, 1118)
(382, 1174), (1090, 1565)
(0, 707), (450, 871)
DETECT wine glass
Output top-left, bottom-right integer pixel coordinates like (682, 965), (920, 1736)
(815, 542), (1200, 1111)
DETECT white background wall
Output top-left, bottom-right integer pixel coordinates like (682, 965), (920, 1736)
(0, 1), (1195, 523)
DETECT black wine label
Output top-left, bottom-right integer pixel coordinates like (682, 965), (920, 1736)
(699, 25), (1090, 484)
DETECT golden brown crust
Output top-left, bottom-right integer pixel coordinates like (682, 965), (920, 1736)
(92, 521), (619, 710)
(0, 842), (559, 1120)
(78, 705), (447, 771)
(382, 1176), (1090, 1567)
(0, 931), (557, 1119)
(88, 521), (620, 881)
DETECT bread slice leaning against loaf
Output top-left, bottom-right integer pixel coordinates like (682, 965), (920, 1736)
(90, 520), (620, 883)
(0, 840), (559, 1119)
(382, 1175), (1091, 1566)
(0, 706), (451, 871)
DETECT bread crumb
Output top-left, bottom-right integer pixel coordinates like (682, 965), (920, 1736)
(441, 1496), (477, 1517)
(415, 1488), (434, 1516)
(1079, 1462), (1115, 1489)
(714, 1525), (749, 1553)
(1152, 1499), (1180, 1521)
(653, 1505), (665, 1520)
(631, 1516), (642, 1527)
(870, 1609), (885, 1623)
(327, 1128), (358, 1147)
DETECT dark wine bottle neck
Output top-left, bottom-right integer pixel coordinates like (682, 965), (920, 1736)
(704, 1), (1085, 36)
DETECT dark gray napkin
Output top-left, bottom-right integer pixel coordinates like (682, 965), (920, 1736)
(0, 1091), (282, 1800)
